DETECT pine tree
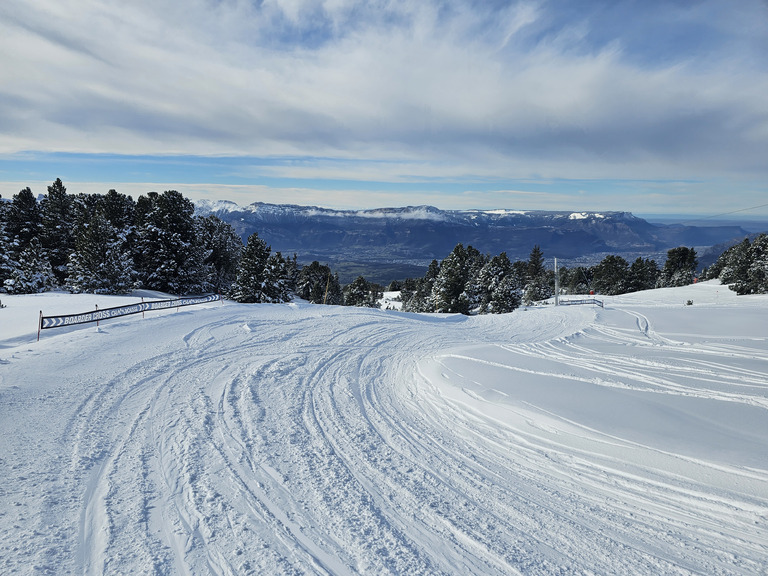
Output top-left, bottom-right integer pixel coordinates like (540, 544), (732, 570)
(199, 215), (243, 294)
(0, 197), (16, 291)
(296, 261), (343, 304)
(40, 178), (74, 285)
(5, 238), (55, 294)
(262, 251), (292, 303)
(297, 261), (326, 303)
(68, 193), (101, 233)
(472, 252), (522, 313)
(716, 238), (751, 285)
(324, 272), (344, 305)
(65, 211), (134, 294)
(402, 260), (440, 313)
(746, 234), (768, 294)
(425, 259), (440, 284)
(133, 191), (209, 294)
(344, 276), (369, 307)
(432, 243), (472, 314)
(231, 233), (272, 303)
(523, 245), (552, 304)
(560, 266), (592, 295)
(659, 247), (698, 287)
(401, 280), (428, 312)
(490, 272), (523, 313)
(99, 189), (136, 231)
(6, 188), (41, 254)
(473, 252), (511, 313)
(296, 261), (323, 303)
(527, 245), (546, 279)
(285, 254), (299, 294)
(461, 246), (489, 313)
(626, 257), (659, 293)
(592, 255), (629, 295)
(343, 276), (380, 308)
(732, 234), (768, 295)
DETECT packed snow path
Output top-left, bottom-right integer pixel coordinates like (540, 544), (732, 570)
(1, 285), (767, 575)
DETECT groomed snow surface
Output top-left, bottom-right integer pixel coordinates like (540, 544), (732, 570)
(1, 282), (766, 575)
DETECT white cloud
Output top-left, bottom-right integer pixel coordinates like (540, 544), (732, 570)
(0, 0), (767, 192)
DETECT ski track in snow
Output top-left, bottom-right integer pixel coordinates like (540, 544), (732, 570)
(1, 291), (767, 575)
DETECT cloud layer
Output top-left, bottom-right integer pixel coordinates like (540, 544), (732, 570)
(1, 0), (767, 212)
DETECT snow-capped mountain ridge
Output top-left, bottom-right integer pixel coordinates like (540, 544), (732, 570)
(195, 200), (746, 274)
(195, 199), (632, 224)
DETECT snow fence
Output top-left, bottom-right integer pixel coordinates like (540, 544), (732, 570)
(38, 294), (221, 337)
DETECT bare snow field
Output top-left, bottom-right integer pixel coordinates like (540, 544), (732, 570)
(1, 281), (767, 575)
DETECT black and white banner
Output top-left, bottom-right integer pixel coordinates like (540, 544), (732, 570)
(40, 294), (220, 330)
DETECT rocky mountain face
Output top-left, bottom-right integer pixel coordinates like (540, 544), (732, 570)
(196, 200), (750, 282)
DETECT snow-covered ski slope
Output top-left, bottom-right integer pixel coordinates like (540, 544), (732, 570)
(1, 282), (766, 575)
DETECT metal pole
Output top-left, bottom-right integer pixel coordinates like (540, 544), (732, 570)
(554, 257), (559, 306)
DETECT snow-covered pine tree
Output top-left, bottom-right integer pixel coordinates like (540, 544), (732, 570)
(746, 234), (768, 294)
(659, 247), (698, 288)
(343, 275), (369, 307)
(732, 234), (768, 295)
(325, 273), (344, 305)
(296, 261), (343, 305)
(472, 252), (511, 313)
(40, 178), (74, 285)
(343, 276), (380, 308)
(474, 252), (522, 313)
(65, 211), (134, 294)
(460, 246), (489, 313)
(262, 251), (292, 303)
(133, 191), (209, 294)
(425, 259), (440, 284)
(99, 189), (136, 231)
(401, 280), (429, 312)
(402, 260), (440, 312)
(592, 255), (629, 295)
(560, 266), (592, 295)
(490, 271), (523, 313)
(296, 261), (325, 303)
(715, 238), (751, 285)
(0, 197), (16, 291)
(432, 243), (474, 314)
(6, 188), (42, 258)
(5, 237), (55, 294)
(626, 257), (659, 293)
(231, 232), (271, 303)
(284, 253), (299, 295)
(523, 245), (552, 304)
(199, 215), (243, 294)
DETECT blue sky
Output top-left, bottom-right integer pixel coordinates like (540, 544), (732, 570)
(1, 0), (767, 217)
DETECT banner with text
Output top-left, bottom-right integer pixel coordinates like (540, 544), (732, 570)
(40, 294), (221, 330)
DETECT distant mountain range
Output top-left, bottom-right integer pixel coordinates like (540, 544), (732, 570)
(195, 200), (754, 284)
